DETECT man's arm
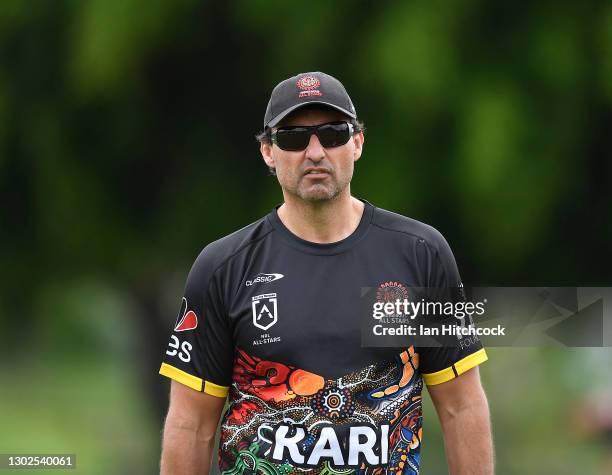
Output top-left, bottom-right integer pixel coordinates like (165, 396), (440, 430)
(427, 366), (494, 475)
(160, 380), (227, 475)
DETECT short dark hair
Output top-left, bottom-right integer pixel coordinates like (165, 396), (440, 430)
(255, 117), (366, 176)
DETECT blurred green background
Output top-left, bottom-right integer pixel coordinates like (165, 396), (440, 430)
(1, 1), (611, 474)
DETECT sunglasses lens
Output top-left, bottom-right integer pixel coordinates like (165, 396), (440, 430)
(274, 128), (310, 151)
(273, 122), (352, 151)
(316, 122), (351, 148)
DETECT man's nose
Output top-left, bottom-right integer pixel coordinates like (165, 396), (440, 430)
(304, 132), (325, 162)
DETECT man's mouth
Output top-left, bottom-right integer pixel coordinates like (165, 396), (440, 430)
(304, 167), (331, 176)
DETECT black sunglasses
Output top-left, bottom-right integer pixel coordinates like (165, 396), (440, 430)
(269, 121), (355, 151)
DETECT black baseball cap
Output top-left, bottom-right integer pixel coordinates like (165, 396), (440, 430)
(263, 72), (357, 128)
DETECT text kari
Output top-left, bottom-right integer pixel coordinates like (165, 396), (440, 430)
(271, 423), (389, 467)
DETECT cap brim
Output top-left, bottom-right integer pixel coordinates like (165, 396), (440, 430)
(267, 101), (356, 128)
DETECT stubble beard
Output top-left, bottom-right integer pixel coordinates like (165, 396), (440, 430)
(284, 169), (353, 203)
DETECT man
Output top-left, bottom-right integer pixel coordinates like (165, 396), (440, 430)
(159, 72), (493, 475)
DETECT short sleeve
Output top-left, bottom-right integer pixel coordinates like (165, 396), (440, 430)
(159, 247), (234, 398)
(417, 231), (488, 386)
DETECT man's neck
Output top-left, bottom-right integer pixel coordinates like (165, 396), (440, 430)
(277, 190), (365, 244)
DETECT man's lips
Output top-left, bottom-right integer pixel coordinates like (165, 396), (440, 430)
(303, 167), (331, 177)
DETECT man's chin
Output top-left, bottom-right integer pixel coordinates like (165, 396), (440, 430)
(297, 184), (340, 202)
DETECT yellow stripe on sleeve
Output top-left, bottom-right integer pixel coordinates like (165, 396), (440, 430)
(203, 380), (230, 398)
(159, 363), (203, 391)
(159, 363), (230, 398)
(422, 348), (488, 386)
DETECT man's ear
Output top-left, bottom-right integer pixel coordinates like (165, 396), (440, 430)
(353, 131), (364, 162)
(260, 141), (275, 169)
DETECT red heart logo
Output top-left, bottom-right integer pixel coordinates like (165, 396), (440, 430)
(175, 310), (198, 331)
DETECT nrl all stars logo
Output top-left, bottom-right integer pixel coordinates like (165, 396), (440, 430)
(296, 75), (322, 98)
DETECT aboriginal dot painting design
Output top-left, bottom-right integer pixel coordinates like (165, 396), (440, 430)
(219, 347), (423, 475)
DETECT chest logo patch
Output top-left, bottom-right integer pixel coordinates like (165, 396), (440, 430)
(252, 293), (278, 330)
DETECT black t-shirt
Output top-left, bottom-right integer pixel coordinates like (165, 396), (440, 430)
(159, 199), (487, 474)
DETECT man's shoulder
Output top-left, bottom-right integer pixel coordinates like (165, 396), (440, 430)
(192, 213), (274, 275)
(370, 204), (450, 253)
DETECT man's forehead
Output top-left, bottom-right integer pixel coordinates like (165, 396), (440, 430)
(277, 106), (349, 127)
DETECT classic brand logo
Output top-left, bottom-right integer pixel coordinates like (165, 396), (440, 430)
(245, 273), (284, 286)
(252, 293), (278, 330)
